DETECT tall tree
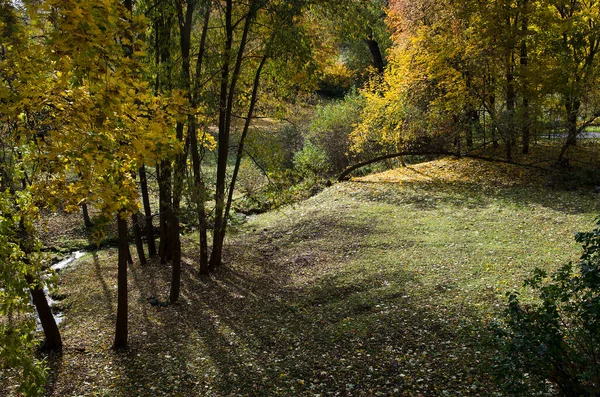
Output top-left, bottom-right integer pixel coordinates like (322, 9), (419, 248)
(28, 0), (183, 349)
(209, 0), (311, 269)
(0, 2), (61, 391)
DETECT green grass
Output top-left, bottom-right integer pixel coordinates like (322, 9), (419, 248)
(8, 159), (600, 396)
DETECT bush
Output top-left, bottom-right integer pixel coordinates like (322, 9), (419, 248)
(277, 124), (304, 169)
(494, 217), (600, 396)
(293, 141), (330, 178)
(316, 62), (354, 98)
(308, 92), (365, 173)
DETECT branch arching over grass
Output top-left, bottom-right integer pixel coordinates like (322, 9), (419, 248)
(337, 150), (550, 181)
(337, 151), (453, 181)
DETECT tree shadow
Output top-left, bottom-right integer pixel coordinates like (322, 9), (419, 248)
(102, 210), (497, 396)
(93, 253), (114, 313)
(348, 177), (598, 215)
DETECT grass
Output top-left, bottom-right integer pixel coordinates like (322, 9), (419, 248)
(4, 156), (600, 396)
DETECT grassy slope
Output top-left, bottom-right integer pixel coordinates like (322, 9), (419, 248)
(5, 157), (600, 396)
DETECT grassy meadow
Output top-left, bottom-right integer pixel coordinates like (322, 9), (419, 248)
(4, 156), (600, 396)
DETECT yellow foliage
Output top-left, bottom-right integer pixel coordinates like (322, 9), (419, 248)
(1, 0), (184, 219)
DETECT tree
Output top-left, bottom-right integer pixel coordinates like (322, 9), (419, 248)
(207, 0), (312, 269)
(24, 0), (183, 349)
(0, 190), (49, 396)
(314, 0), (392, 75)
(0, 2), (60, 392)
(543, 0), (600, 162)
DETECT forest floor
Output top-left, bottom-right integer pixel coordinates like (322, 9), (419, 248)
(4, 147), (600, 396)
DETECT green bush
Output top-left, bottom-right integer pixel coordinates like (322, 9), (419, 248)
(293, 141), (330, 178)
(494, 217), (600, 396)
(308, 92), (365, 173)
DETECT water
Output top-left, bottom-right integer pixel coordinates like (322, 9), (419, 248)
(51, 250), (86, 272)
(35, 250), (86, 331)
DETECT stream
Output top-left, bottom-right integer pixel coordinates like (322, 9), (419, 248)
(35, 250), (86, 331)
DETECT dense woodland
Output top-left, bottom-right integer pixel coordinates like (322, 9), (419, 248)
(2, 0), (600, 395)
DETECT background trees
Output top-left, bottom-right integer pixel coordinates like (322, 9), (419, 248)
(353, 0), (600, 164)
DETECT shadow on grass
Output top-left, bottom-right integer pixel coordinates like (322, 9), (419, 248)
(348, 177), (598, 216)
(97, 211), (497, 396)
(93, 254), (114, 313)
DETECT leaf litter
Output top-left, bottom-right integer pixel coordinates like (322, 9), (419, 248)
(4, 156), (600, 396)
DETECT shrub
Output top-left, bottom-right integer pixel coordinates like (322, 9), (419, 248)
(293, 141), (330, 178)
(494, 217), (600, 396)
(277, 124), (304, 169)
(237, 159), (267, 196)
(308, 92), (365, 173)
(316, 61), (354, 98)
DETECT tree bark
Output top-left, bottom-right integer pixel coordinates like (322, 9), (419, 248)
(224, 53), (268, 233)
(520, 1), (530, 154)
(190, 2), (211, 275)
(27, 275), (62, 350)
(139, 166), (157, 257)
(505, 58), (515, 161)
(113, 213), (128, 350)
(338, 150), (452, 181)
(366, 37), (385, 74)
(464, 71), (475, 151)
(169, 208), (181, 304)
(467, 109), (478, 150)
(19, 219), (62, 350)
(81, 202), (93, 228)
(489, 90), (499, 147)
(558, 99), (581, 163)
(209, 0), (240, 270)
(157, 160), (172, 264)
(131, 212), (146, 265)
(169, 122), (188, 303)
(189, 120), (209, 275)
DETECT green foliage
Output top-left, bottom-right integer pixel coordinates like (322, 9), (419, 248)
(0, 190), (47, 397)
(308, 93), (365, 172)
(316, 62), (355, 98)
(293, 141), (330, 178)
(495, 217), (600, 396)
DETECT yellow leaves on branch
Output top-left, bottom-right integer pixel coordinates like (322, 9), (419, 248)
(2, 0), (186, 218)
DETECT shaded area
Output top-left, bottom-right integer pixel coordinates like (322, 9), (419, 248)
(21, 165), (600, 397)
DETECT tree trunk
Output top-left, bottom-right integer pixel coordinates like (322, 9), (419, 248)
(81, 202), (93, 228)
(139, 166), (157, 257)
(131, 212), (146, 265)
(366, 37), (385, 74)
(224, 54), (268, 231)
(210, 0), (241, 270)
(167, 0), (196, 302)
(19, 219), (62, 350)
(506, 58), (515, 162)
(520, 2), (530, 154)
(169, 122), (188, 303)
(169, 209), (181, 304)
(189, 2), (211, 275)
(27, 275), (62, 350)
(558, 99), (580, 163)
(338, 150), (452, 181)
(489, 91), (499, 147)
(113, 213), (128, 350)
(467, 109), (478, 150)
(157, 160), (172, 264)
(189, 120), (210, 275)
